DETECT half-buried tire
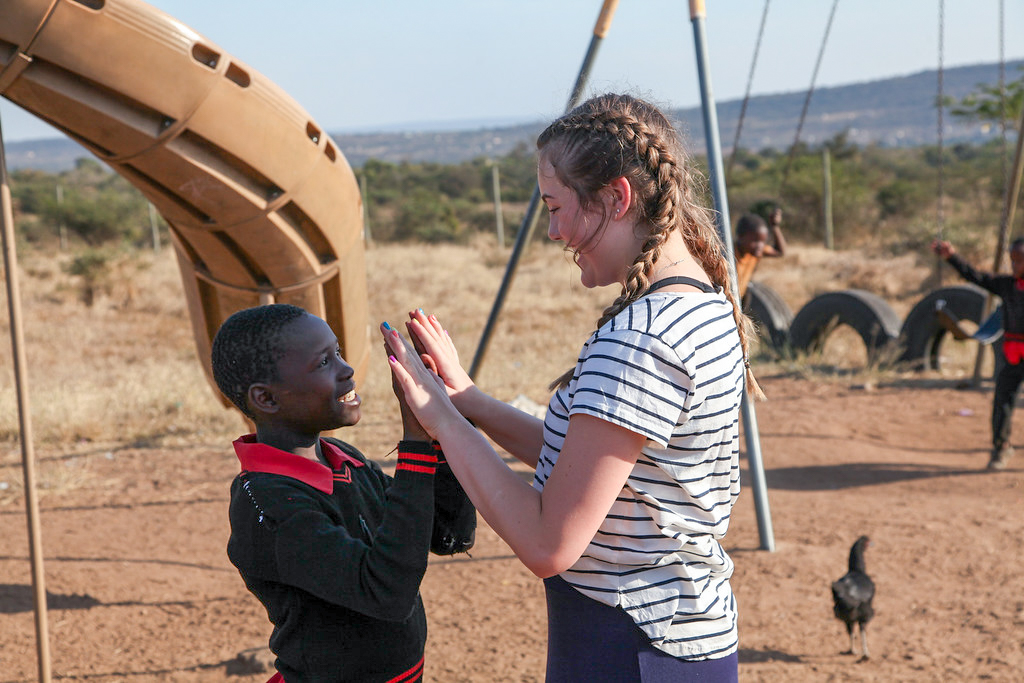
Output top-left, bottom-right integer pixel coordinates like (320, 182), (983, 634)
(742, 281), (793, 350)
(898, 285), (992, 371)
(789, 289), (902, 364)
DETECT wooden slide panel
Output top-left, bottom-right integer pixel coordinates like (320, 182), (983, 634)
(0, 61), (166, 157)
(26, 0), (220, 134)
(0, 0), (56, 50)
(0, 0), (371, 399)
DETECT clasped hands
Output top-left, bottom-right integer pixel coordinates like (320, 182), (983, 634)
(382, 310), (473, 441)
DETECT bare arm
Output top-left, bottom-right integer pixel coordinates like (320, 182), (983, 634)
(765, 208), (786, 257)
(383, 323), (645, 578)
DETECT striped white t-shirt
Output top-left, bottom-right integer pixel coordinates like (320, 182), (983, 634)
(534, 289), (744, 660)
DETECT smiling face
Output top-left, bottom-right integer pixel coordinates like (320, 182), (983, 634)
(538, 157), (640, 288)
(265, 313), (360, 437)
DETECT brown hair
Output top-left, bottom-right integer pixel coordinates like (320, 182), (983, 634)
(539, 93), (763, 399)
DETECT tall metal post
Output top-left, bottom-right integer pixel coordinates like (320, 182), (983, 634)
(1, 115), (53, 681)
(469, 0), (620, 378)
(689, 0), (775, 551)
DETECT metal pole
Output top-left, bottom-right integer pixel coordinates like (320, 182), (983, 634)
(469, 0), (620, 378)
(0, 114), (53, 682)
(690, 0), (775, 551)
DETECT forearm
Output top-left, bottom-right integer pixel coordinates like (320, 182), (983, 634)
(947, 254), (996, 291)
(432, 417), (560, 577)
(453, 386), (544, 467)
(770, 225), (787, 256)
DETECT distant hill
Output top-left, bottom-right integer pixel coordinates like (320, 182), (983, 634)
(4, 60), (1021, 173)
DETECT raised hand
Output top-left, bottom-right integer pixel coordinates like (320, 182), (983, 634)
(383, 337), (431, 443)
(404, 310), (476, 401)
(381, 322), (463, 441)
(931, 239), (955, 259)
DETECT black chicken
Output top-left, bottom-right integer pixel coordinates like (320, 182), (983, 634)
(831, 535), (875, 661)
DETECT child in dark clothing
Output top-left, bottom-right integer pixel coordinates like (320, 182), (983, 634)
(734, 206), (786, 297)
(210, 304), (474, 683)
(932, 238), (1024, 470)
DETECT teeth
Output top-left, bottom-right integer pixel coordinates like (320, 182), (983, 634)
(339, 390), (356, 403)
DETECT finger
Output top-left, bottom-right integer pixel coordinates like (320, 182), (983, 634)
(421, 353), (439, 375)
(407, 318), (447, 357)
(387, 352), (417, 395)
(381, 323), (421, 370)
(405, 320), (430, 358)
(424, 312), (446, 338)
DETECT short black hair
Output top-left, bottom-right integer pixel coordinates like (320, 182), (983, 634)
(736, 212), (767, 236)
(210, 303), (308, 418)
(1010, 237), (1024, 252)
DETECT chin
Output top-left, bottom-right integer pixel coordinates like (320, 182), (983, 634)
(333, 405), (361, 429)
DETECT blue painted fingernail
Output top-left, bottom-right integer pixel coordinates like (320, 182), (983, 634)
(382, 321), (392, 330)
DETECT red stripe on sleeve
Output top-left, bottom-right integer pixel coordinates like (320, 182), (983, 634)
(398, 451), (438, 465)
(396, 463), (436, 475)
(386, 655), (424, 682)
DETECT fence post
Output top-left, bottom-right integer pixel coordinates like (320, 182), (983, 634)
(148, 202), (160, 254)
(56, 184), (66, 250)
(490, 161), (504, 247)
(360, 173), (373, 246)
(822, 146), (834, 249)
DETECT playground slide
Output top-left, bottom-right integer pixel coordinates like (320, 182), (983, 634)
(0, 0), (370, 403)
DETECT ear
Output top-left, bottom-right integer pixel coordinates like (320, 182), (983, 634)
(605, 176), (632, 219)
(248, 383), (279, 415)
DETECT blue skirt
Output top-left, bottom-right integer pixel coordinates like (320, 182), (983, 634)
(543, 575), (738, 683)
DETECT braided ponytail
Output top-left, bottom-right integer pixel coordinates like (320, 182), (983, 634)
(541, 94), (763, 399)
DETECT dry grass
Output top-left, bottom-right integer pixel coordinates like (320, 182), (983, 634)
(0, 237), (978, 497)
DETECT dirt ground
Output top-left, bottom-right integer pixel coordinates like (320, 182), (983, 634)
(0, 372), (1021, 682)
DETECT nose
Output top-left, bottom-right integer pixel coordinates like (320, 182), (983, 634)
(548, 218), (561, 242)
(335, 355), (354, 379)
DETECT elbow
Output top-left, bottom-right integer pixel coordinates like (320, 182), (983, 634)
(518, 546), (581, 579)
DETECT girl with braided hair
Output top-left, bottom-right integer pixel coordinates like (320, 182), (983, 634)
(383, 93), (758, 681)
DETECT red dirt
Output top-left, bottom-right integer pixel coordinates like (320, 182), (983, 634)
(1, 374), (1022, 682)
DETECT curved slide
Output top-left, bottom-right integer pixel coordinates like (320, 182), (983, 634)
(0, 0), (370, 402)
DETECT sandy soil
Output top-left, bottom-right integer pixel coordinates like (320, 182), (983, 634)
(1, 372), (1022, 682)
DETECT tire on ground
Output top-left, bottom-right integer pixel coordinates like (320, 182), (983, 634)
(898, 284), (992, 371)
(742, 281), (793, 350)
(789, 289), (902, 364)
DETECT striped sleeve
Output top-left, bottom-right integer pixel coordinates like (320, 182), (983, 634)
(570, 330), (693, 448)
(395, 440), (439, 476)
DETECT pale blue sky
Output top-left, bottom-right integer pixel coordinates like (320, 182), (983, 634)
(1, 0), (1022, 142)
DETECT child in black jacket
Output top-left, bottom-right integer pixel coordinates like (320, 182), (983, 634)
(933, 238), (1024, 470)
(211, 304), (475, 682)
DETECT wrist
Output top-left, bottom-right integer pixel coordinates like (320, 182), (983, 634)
(450, 384), (484, 420)
(402, 428), (431, 442)
(396, 440), (439, 475)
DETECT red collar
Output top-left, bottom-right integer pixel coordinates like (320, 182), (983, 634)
(232, 434), (364, 494)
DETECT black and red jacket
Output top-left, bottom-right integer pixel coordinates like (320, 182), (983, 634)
(227, 436), (462, 683)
